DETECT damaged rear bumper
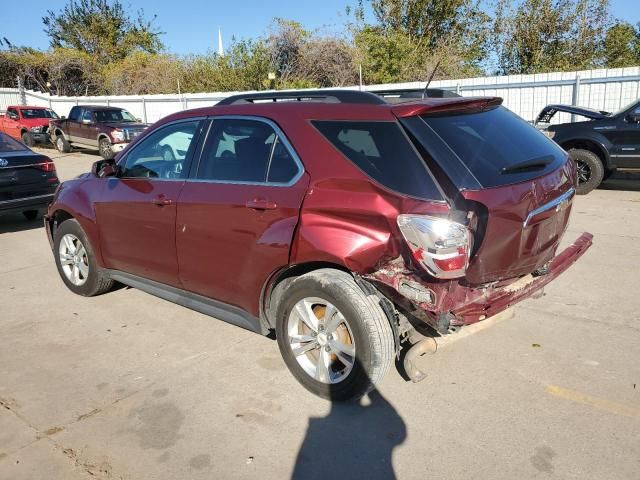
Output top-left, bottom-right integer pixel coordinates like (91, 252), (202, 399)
(366, 232), (593, 330)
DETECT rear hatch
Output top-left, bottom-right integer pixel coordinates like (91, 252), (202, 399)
(0, 150), (59, 202)
(398, 100), (576, 284)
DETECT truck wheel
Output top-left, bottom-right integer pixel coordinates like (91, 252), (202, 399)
(99, 138), (114, 160)
(276, 269), (395, 401)
(569, 149), (604, 195)
(55, 135), (71, 153)
(21, 132), (34, 147)
(53, 218), (114, 297)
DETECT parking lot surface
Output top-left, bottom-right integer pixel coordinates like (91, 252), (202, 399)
(1, 148), (639, 480)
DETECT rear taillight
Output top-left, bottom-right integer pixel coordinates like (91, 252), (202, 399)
(35, 161), (56, 173)
(397, 214), (471, 279)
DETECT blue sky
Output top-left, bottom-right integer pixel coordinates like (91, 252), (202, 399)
(1, 0), (639, 55)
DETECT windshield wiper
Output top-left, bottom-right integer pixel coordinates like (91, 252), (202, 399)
(501, 155), (553, 174)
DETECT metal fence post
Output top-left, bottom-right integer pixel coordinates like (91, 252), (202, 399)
(16, 76), (26, 105)
(571, 75), (581, 122)
(456, 83), (461, 95)
(142, 97), (148, 123)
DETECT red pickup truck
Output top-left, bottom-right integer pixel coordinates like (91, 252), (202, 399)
(0, 105), (59, 146)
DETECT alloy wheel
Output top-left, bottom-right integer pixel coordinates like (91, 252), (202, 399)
(58, 234), (89, 286)
(287, 297), (356, 384)
(56, 137), (64, 151)
(576, 160), (592, 184)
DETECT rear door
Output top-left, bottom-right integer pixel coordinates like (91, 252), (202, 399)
(400, 105), (575, 284)
(176, 116), (308, 316)
(94, 118), (203, 286)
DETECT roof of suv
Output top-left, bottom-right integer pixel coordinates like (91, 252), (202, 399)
(161, 91), (503, 125)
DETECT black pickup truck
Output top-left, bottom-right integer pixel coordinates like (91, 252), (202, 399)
(50, 105), (148, 160)
(536, 99), (640, 194)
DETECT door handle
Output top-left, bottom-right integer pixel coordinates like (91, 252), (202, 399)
(245, 198), (277, 210)
(151, 195), (173, 206)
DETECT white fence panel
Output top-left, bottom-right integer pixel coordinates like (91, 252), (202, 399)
(1, 67), (639, 123)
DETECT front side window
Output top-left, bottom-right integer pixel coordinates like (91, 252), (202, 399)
(312, 120), (443, 200)
(197, 118), (300, 184)
(120, 121), (200, 179)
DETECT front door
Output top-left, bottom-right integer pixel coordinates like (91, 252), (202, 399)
(608, 104), (640, 168)
(95, 119), (203, 286)
(176, 117), (308, 316)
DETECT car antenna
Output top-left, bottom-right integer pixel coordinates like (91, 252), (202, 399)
(422, 59), (442, 99)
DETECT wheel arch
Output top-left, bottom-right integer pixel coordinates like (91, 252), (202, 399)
(559, 137), (611, 169)
(261, 261), (351, 330)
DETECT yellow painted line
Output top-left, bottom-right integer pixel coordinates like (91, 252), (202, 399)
(546, 384), (640, 419)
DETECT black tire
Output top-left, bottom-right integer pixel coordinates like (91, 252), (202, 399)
(55, 135), (71, 153)
(21, 131), (34, 147)
(569, 148), (604, 195)
(53, 218), (114, 296)
(22, 210), (39, 221)
(276, 269), (395, 401)
(99, 138), (114, 160)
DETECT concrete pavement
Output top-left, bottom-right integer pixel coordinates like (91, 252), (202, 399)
(1, 148), (639, 479)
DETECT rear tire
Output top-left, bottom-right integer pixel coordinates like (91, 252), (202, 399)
(276, 269), (394, 401)
(22, 210), (39, 221)
(53, 218), (114, 296)
(21, 132), (34, 147)
(99, 138), (114, 160)
(55, 135), (71, 153)
(569, 148), (604, 195)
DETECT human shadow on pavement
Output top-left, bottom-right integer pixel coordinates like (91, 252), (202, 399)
(291, 384), (406, 480)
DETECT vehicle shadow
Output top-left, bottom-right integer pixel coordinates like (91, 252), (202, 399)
(291, 374), (406, 480)
(598, 170), (640, 192)
(0, 211), (44, 234)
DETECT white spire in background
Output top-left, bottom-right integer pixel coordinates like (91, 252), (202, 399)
(217, 27), (224, 56)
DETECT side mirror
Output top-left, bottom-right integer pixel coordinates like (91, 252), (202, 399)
(61, 116), (67, 120)
(82, 118), (93, 125)
(626, 113), (640, 123)
(8, 113), (18, 120)
(91, 159), (119, 178)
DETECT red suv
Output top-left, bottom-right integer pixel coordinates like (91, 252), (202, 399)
(44, 91), (592, 400)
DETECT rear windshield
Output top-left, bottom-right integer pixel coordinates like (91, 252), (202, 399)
(312, 120), (443, 201)
(0, 133), (28, 152)
(421, 106), (567, 188)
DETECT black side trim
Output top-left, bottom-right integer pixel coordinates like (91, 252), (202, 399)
(105, 270), (265, 335)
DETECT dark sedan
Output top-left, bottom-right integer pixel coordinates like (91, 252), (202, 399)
(0, 132), (59, 220)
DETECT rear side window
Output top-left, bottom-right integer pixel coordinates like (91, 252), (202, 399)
(197, 118), (300, 184)
(312, 121), (443, 200)
(421, 106), (567, 187)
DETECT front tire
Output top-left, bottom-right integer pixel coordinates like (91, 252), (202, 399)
(53, 219), (114, 296)
(99, 138), (114, 160)
(21, 132), (34, 147)
(569, 148), (604, 195)
(276, 269), (395, 401)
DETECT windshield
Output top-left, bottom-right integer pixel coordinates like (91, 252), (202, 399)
(610, 99), (640, 117)
(0, 132), (29, 152)
(20, 108), (59, 119)
(95, 109), (137, 123)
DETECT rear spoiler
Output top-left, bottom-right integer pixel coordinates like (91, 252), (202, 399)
(391, 97), (503, 118)
(535, 104), (609, 124)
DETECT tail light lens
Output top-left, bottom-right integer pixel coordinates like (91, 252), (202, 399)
(35, 161), (56, 173)
(397, 214), (472, 279)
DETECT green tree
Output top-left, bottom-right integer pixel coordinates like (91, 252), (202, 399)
(493, 0), (611, 74)
(42, 0), (163, 64)
(603, 22), (640, 67)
